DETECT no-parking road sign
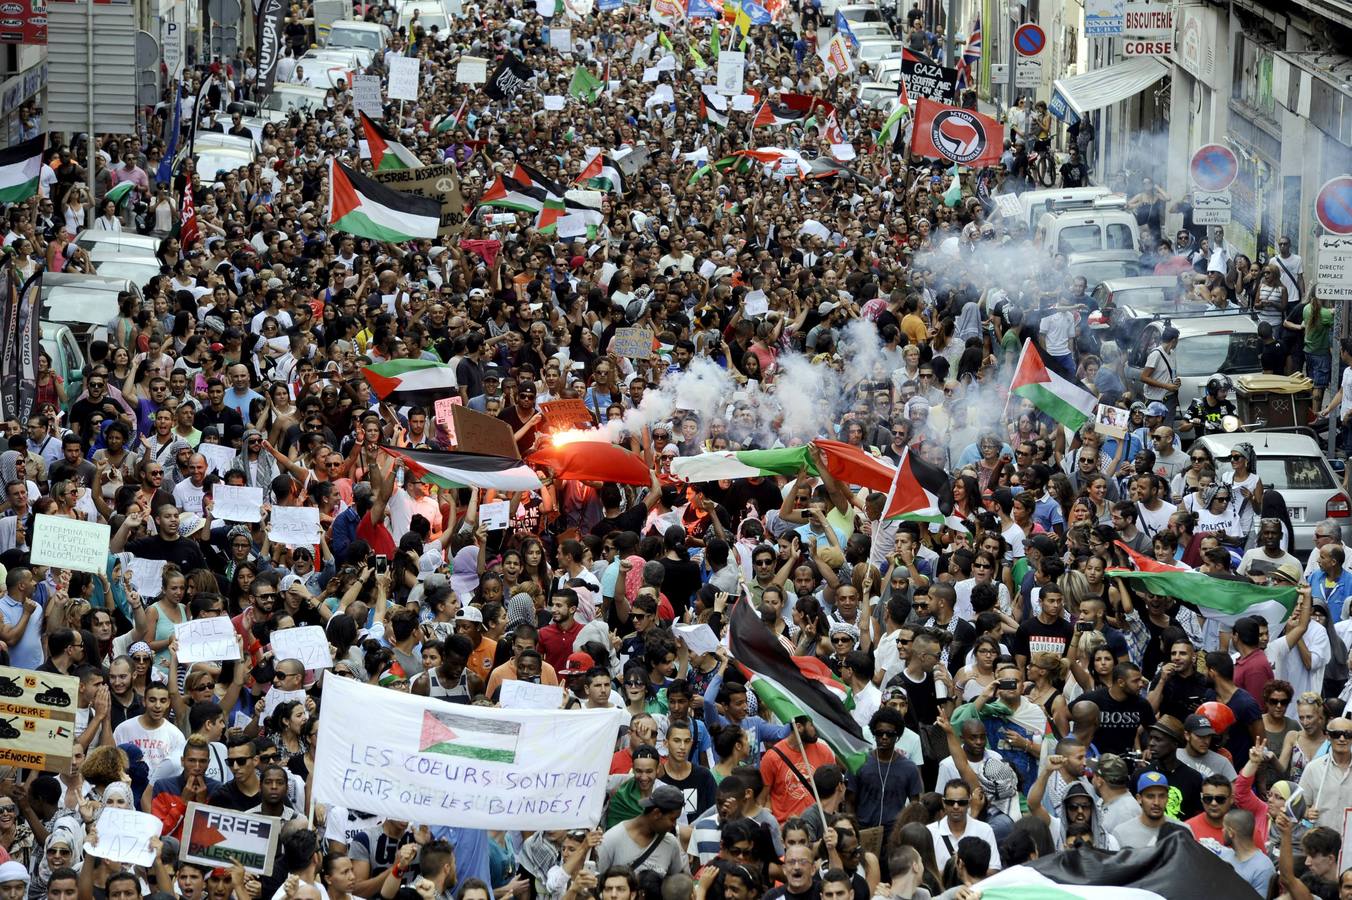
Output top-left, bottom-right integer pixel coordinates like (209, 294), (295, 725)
(1315, 176), (1352, 235)
(1189, 144), (1238, 193)
(1014, 23), (1045, 56)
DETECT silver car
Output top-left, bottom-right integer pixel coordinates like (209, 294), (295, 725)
(1123, 315), (1262, 410)
(1196, 431), (1348, 552)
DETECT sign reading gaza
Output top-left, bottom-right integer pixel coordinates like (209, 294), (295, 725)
(900, 57), (956, 104)
(312, 677), (624, 829)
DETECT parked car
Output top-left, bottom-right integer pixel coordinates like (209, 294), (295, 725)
(856, 39), (904, 66)
(324, 19), (391, 51)
(1124, 315), (1261, 411)
(39, 322), (86, 406)
(1196, 430), (1348, 551)
(258, 85), (329, 122)
(1094, 274), (1239, 348)
(1064, 251), (1141, 293)
(990, 186), (1118, 232)
(73, 230), (161, 257)
(90, 256), (162, 287)
(834, 3), (885, 23)
(1036, 198), (1140, 256)
(39, 272), (139, 353)
(397, 0), (452, 38)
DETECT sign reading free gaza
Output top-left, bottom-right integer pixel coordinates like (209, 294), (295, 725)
(312, 676), (625, 829)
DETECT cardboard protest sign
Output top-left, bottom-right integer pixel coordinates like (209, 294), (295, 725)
(30, 515), (109, 574)
(450, 405), (520, 458)
(182, 804), (282, 875)
(85, 808), (161, 866)
(456, 56), (488, 83)
(1094, 404), (1129, 438)
(176, 617), (241, 664)
(611, 327), (653, 359)
(371, 163), (466, 237)
(0, 666), (78, 772)
(499, 680), (564, 709)
(479, 500), (510, 531)
(312, 677), (623, 829)
(269, 626), (333, 670)
(539, 399), (592, 430)
(268, 507), (322, 547)
(212, 485), (265, 523)
(434, 395), (463, 426)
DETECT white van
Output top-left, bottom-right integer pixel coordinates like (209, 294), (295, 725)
(1036, 198), (1140, 256)
(994, 186), (1118, 232)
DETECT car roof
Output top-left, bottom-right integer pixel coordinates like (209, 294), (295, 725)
(1162, 315), (1257, 337)
(1097, 276), (1178, 291)
(73, 230), (160, 249)
(331, 19), (386, 29)
(1066, 251), (1140, 265)
(1197, 431), (1328, 457)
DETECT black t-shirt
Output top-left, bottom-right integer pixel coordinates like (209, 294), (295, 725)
(1152, 670), (1212, 722)
(1142, 760), (1204, 820)
(659, 557), (701, 619)
(456, 357), (484, 400)
(211, 778), (260, 812)
(125, 534), (207, 570)
(764, 882), (821, 900)
(1080, 687), (1155, 756)
(1014, 617), (1074, 660)
(657, 764), (718, 824)
(889, 668), (941, 732)
(591, 504), (647, 539)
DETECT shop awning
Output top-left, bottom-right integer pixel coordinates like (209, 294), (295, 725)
(1049, 57), (1170, 124)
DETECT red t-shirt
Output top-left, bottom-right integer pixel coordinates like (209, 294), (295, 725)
(1233, 650), (1274, 703)
(357, 510), (397, 558)
(538, 619), (584, 671)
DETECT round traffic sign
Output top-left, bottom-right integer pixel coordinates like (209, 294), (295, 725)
(1014, 23), (1045, 57)
(1315, 175), (1352, 235)
(1189, 143), (1238, 193)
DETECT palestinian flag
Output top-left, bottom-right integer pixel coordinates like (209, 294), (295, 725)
(380, 446), (542, 493)
(669, 440), (897, 494)
(105, 181), (136, 207)
(327, 160), (441, 242)
(1010, 338), (1097, 430)
(575, 153), (624, 193)
(568, 65), (604, 103)
(687, 155), (744, 185)
(1109, 541), (1297, 629)
(527, 439), (652, 486)
(735, 148), (806, 171)
(974, 830), (1259, 900)
(362, 359), (458, 401)
(882, 449), (948, 524)
(878, 102), (910, 151)
(478, 172), (546, 213)
(729, 598), (872, 771)
(360, 112), (423, 171)
(753, 101), (806, 128)
(699, 90), (729, 128)
(0, 135), (43, 204)
(420, 708), (521, 763)
(432, 98), (467, 134)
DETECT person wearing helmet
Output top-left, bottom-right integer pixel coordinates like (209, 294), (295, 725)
(1180, 375), (1237, 439)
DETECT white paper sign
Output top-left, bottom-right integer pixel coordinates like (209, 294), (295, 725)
(262, 687), (307, 719)
(993, 193), (1023, 219)
(731, 93), (755, 112)
(642, 66), (660, 83)
(549, 27), (572, 51)
(543, 94), (566, 110)
(176, 617), (241, 664)
(673, 623), (720, 655)
(268, 506), (322, 547)
(85, 809), (161, 866)
(535, 0), (553, 15)
(479, 500), (511, 531)
(557, 214), (588, 238)
(743, 290), (769, 317)
(715, 51), (745, 95)
(127, 557), (166, 599)
(498, 680), (565, 709)
(388, 55), (421, 101)
(213, 484), (265, 523)
(352, 73), (384, 119)
(456, 57), (488, 84)
(199, 442), (236, 476)
(269, 626), (333, 670)
(30, 515), (110, 574)
(799, 219), (831, 241)
(698, 259), (717, 279)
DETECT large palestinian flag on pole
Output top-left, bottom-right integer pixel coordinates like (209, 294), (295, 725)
(0, 136), (43, 204)
(359, 112), (423, 171)
(1110, 540), (1297, 629)
(362, 359), (458, 402)
(669, 440), (898, 494)
(327, 160), (440, 241)
(728, 598), (872, 771)
(380, 446), (542, 493)
(1010, 337), (1097, 430)
(881, 448), (949, 524)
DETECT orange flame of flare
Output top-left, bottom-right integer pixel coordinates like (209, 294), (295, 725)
(550, 429), (599, 448)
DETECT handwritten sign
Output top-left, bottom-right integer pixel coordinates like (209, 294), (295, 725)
(176, 617), (240, 664)
(456, 56), (488, 83)
(199, 442), (236, 476)
(268, 506), (322, 547)
(479, 500), (510, 531)
(387, 55), (420, 101)
(213, 485), (264, 524)
(498, 680), (564, 709)
(269, 626), (333, 671)
(451, 405), (520, 458)
(611, 327), (653, 359)
(30, 515), (109, 574)
(673, 623), (720, 655)
(86, 808), (161, 866)
(182, 803), (281, 875)
(261, 687), (306, 719)
(352, 73), (383, 119)
(127, 557), (167, 598)
(539, 399), (592, 430)
(0, 665), (78, 772)
(434, 395), (462, 427)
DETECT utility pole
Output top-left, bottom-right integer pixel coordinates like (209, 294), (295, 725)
(944, 0), (956, 65)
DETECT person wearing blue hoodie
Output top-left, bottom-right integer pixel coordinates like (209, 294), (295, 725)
(702, 658), (791, 766)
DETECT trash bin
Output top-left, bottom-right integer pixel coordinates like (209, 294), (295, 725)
(1234, 374), (1314, 428)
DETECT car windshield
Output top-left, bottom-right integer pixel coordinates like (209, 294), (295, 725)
(1175, 333), (1262, 377)
(262, 91), (320, 112)
(93, 262), (157, 284)
(1070, 260), (1140, 288)
(40, 288), (118, 326)
(1057, 222), (1135, 254)
(1219, 456), (1335, 491)
(331, 27), (382, 49)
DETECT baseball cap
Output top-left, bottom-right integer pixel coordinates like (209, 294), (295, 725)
(560, 651), (595, 676)
(640, 785), (685, 812)
(881, 685), (909, 702)
(817, 301), (839, 316)
(1145, 401), (1170, 417)
(1136, 771), (1169, 793)
(1184, 713), (1215, 737)
(1091, 753), (1130, 786)
(454, 606), (484, 624)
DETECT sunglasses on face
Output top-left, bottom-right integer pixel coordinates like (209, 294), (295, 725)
(1329, 730), (1352, 740)
(1201, 794), (1229, 804)
(943, 798), (969, 807)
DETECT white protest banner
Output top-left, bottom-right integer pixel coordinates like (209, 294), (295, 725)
(269, 626), (333, 670)
(313, 677), (623, 829)
(352, 73), (384, 119)
(127, 558), (166, 598)
(268, 506), (322, 547)
(213, 485), (265, 523)
(457, 56), (488, 83)
(549, 27), (571, 51)
(715, 51), (745, 95)
(86, 808), (161, 866)
(387, 55), (421, 101)
(479, 500), (510, 531)
(673, 623), (720, 655)
(181, 804), (281, 875)
(199, 442), (237, 476)
(499, 680), (564, 710)
(262, 687), (307, 719)
(175, 617), (240, 664)
(542, 95), (566, 111)
(30, 515), (109, 574)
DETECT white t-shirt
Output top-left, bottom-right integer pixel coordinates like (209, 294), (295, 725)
(1142, 347), (1176, 401)
(112, 717), (187, 773)
(1135, 500), (1177, 539)
(1273, 252), (1303, 302)
(1039, 311), (1074, 357)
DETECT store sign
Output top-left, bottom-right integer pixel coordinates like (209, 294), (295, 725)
(1122, 1), (1171, 55)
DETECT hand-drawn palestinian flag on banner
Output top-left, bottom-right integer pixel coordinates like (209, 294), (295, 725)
(360, 112), (423, 170)
(362, 359), (458, 401)
(882, 448), (949, 524)
(0, 136), (43, 204)
(1010, 338), (1097, 430)
(975, 831), (1259, 900)
(729, 599), (872, 771)
(420, 708), (522, 763)
(327, 160), (440, 241)
(380, 446), (542, 493)
(1110, 541), (1297, 629)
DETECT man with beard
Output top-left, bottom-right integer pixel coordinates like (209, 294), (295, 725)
(1027, 752), (1120, 850)
(760, 715), (838, 823)
(538, 589), (584, 672)
(1217, 808), (1274, 895)
(1148, 637), (1210, 721)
